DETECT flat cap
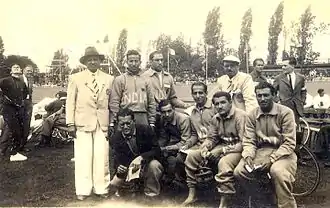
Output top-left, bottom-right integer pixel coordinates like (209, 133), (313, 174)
(223, 55), (240, 64)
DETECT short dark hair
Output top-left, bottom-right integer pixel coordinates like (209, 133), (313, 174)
(317, 88), (324, 94)
(158, 99), (172, 111)
(253, 58), (265, 66)
(149, 50), (163, 61)
(283, 56), (297, 66)
(212, 91), (231, 103)
(255, 81), (276, 95)
(191, 81), (207, 93)
(126, 50), (141, 60)
(117, 107), (135, 120)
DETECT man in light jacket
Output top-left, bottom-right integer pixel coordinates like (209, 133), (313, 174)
(66, 46), (114, 200)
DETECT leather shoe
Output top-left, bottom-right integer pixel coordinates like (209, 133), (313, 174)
(77, 195), (88, 201)
(20, 147), (31, 153)
(97, 193), (109, 199)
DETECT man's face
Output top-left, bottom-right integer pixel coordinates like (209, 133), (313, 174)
(85, 56), (101, 72)
(151, 53), (164, 72)
(319, 91), (325, 97)
(256, 88), (274, 110)
(160, 104), (175, 122)
(213, 96), (232, 116)
(118, 115), (135, 136)
(254, 60), (264, 72)
(282, 61), (294, 74)
(127, 54), (141, 74)
(11, 64), (22, 77)
(223, 61), (239, 78)
(192, 85), (207, 106)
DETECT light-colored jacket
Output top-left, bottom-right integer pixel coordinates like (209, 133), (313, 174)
(108, 71), (156, 124)
(209, 72), (258, 113)
(66, 69), (114, 132)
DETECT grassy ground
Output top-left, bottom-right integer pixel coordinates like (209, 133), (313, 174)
(1, 83), (330, 207)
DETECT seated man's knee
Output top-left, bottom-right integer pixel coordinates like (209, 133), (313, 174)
(148, 159), (163, 173)
(185, 150), (202, 165)
(270, 164), (292, 183)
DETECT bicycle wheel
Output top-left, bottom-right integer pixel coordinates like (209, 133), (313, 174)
(292, 145), (320, 196)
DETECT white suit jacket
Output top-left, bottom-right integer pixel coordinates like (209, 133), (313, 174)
(66, 69), (114, 132)
(208, 72), (258, 113)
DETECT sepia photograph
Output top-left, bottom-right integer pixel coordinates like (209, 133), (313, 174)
(1, 0), (330, 207)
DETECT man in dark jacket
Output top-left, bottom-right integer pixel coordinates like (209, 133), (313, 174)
(273, 57), (306, 123)
(0, 62), (28, 161)
(110, 107), (163, 198)
(20, 66), (34, 152)
(36, 91), (67, 147)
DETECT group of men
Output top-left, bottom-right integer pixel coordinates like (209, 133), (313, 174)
(0, 58), (33, 162)
(65, 45), (306, 208)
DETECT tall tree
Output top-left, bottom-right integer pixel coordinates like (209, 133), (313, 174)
(238, 8), (253, 72)
(290, 5), (329, 64)
(203, 6), (225, 77)
(267, 1), (284, 64)
(0, 36), (8, 78)
(116, 28), (128, 71)
(0, 36), (4, 56)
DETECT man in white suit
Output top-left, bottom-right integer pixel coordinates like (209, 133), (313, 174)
(209, 55), (258, 113)
(66, 46), (114, 200)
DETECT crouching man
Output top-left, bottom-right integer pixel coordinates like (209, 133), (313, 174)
(234, 82), (297, 208)
(182, 91), (247, 207)
(110, 108), (163, 198)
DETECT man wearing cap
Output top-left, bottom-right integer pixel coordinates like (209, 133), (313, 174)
(36, 91), (67, 147)
(108, 49), (156, 134)
(273, 57), (306, 123)
(66, 46), (114, 200)
(313, 88), (330, 109)
(0, 60), (29, 161)
(210, 55), (258, 113)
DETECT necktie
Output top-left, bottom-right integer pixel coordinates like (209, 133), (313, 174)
(92, 74), (99, 94)
(288, 74), (293, 89)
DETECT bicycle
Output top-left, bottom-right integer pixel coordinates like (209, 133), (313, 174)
(292, 117), (321, 197)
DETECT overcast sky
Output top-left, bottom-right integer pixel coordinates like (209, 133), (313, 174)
(1, 0), (330, 71)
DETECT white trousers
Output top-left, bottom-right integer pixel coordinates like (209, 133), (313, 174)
(74, 122), (110, 195)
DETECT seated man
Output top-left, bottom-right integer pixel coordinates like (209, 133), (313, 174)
(37, 91), (67, 147)
(182, 91), (246, 207)
(110, 108), (163, 198)
(313, 88), (330, 109)
(234, 81), (297, 208)
(182, 81), (216, 150)
(158, 99), (191, 183)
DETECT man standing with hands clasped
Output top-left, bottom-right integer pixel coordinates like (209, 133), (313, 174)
(66, 46), (114, 200)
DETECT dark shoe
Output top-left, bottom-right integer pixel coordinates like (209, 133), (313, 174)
(96, 193), (109, 199)
(324, 161), (330, 167)
(76, 195), (88, 201)
(20, 147), (31, 153)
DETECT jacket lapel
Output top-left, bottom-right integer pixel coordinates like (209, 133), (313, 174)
(280, 73), (292, 89)
(84, 71), (95, 93)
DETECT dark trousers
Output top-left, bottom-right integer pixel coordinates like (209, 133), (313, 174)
(0, 121), (11, 155)
(2, 105), (24, 155)
(21, 99), (33, 150)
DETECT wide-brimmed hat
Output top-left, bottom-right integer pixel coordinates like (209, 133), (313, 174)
(79, 46), (105, 64)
